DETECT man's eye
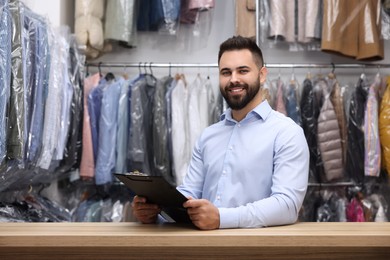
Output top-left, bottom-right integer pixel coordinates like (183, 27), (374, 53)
(239, 70), (249, 74)
(221, 71), (231, 76)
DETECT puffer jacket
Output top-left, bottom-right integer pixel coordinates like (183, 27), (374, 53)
(317, 85), (344, 182)
(379, 77), (390, 177)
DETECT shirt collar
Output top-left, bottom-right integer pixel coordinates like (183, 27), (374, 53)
(220, 100), (272, 123)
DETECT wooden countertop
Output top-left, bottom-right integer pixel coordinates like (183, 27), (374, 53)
(0, 222), (389, 260)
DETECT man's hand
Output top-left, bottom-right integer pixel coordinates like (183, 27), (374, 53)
(131, 195), (161, 224)
(183, 198), (220, 230)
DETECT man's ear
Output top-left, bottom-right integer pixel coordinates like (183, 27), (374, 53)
(259, 66), (268, 85)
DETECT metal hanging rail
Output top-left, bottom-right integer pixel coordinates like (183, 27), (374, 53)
(86, 62), (390, 69)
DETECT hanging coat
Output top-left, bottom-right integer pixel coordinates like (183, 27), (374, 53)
(321, 0), (384, 61)
(317, 89), (344, 182)
(300, 78), (320, 182)
(379, 76), (390, 177)
(329, 76), (347, 166)
(346, 76), (368, 183)
(364, 76), (381, 177)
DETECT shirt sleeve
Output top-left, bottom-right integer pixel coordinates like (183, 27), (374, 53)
(219, 125), (309, 228)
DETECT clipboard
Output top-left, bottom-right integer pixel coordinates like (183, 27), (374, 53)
(114, 172), (191, 223)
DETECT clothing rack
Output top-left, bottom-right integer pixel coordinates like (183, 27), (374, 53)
(86, 62), (390, 69)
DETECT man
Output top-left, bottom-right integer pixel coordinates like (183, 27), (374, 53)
(132, 36), (309, 230)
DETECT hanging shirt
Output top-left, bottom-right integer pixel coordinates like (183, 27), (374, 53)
(178, 100), (309, 228)
(95, 79), (122, 185)
(80, 73), (100, 179)
(7, 0), (25, 162)
(171, 77), (190, 185)
(128, 74), (156, 175)
(53, 30), (73, 161)
(38, 26), (64, 169)
(88, 78), (106, 163)
(152, 75), (175, 185)
(115, 79), (131, 174)
(25, 11), (50, 166)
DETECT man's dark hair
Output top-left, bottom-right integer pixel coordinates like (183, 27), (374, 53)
(218, 35), (264, 68)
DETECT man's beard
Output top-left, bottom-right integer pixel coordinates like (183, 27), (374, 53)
(220, 79), (261, 110)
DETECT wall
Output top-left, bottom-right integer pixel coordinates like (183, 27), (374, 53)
(21, 0), (74, 29)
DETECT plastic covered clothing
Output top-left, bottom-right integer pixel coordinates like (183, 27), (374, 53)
(379, 77), (390, 177)
(0, 0), (12, 165)
(235, 0), (256, 38)
(321, 0), (384, 61)
(300, 78), (321, 182)
(346, 76), (369, 183)
(317, 81), (343, 182)
(105, 0), (138, 46)
(268, 0), (295, 42)
(364, 75), (381, 177)
(8, 0), (25, 162)
(297, 0), (322, 43)
(329, 77), (347, 167)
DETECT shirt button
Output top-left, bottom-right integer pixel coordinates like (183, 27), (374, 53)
(229, 146), (233, 150)
(217, 196), (221, 200)
(237, 123), (241, 127)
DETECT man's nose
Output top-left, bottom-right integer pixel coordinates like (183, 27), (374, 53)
(230, 71), (240, 83)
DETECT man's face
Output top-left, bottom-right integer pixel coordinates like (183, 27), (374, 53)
(218, 49), (263, 110)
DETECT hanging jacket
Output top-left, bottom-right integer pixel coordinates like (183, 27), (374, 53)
(317, 83), (343, 182)
(364, 75), (381, 177)
(235, 0), (256, 38)
(379, 76), (390, 177)
(321, 0), (384, 61)
(346, 76), (369, 183)
(300, 78), (320, 182)
(329, 75), (347, 167)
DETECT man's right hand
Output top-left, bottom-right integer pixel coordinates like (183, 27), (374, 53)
(131, 195), (161, 224)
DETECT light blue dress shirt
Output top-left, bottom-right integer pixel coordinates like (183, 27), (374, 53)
(95, 78), (122, 185)
(177, 100), (309, 228)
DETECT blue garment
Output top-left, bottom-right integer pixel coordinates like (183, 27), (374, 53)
(137, 0), (164, 31)
(0, 0), (12, 164)
(25, 10), (49, 166)
(177, 100), (309, 228)
(95, 79), (122, 185)
(285, 84), (301, 125)
(87, 78), (105, 162)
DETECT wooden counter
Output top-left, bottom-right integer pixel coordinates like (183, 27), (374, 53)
(0, 222), (389, 260)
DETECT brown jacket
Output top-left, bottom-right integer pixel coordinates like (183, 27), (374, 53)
(321, 0), (383, 61)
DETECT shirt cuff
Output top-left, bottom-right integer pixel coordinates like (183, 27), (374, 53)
(218, 207), (240, 229)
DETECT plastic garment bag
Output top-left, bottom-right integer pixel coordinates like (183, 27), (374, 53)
(0, 0), (12, 165)
(379, 77), (390, 177)
(345, 75), (369, 183)
(152, 76), (175, 185)
(7, 0), (25, 163)
(317, 79), (343, 182)
(105, 0), (138, 46)
(321, 0), (383, 61)
(364, 75), (382, 177)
